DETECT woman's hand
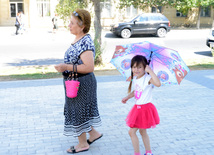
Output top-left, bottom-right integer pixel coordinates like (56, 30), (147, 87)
(54, 63), (67, 72)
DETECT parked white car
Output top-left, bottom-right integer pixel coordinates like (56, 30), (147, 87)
(206, 28), (214, 47)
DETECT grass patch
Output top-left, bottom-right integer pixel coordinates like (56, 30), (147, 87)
(188, 64), (214, 70)
(0, 57), (213, 81)
(0, 72), (62, 81)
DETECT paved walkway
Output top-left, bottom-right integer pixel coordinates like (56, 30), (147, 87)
(0, 70), (214, 155)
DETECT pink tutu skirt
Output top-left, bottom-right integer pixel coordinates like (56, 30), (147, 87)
(125, 103), (160, 129)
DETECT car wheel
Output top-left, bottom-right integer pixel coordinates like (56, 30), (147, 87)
(121, 29), (131, 39)
(156, 28), (167, 37)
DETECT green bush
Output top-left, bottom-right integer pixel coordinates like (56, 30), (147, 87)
(94, 38), (103, 65)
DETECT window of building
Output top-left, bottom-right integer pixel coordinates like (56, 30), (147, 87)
(101, 0), (112, 18)
(126, 5), (138, 18)
(201, 6), (210, 17)
(152, 6), (162, 13)
(36, 0), (50, 17)
(10, 0), (23, 17)
(176, 10), (187, 17)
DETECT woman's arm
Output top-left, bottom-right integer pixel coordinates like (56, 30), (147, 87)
(145, 65), (161, 87)
(54, 50), (94, 74)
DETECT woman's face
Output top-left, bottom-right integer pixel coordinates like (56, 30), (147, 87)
(68, 16), (83, 35)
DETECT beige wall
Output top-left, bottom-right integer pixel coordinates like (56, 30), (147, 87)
(163, 7), (213, 27)
(0, 0), (58, 28)
(0, 0), (29, 26)
(28, 0), (59, 28)
(0, 0), (10, 26)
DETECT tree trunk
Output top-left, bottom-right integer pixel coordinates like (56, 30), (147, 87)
(92, 0), (102, 44)
(196, 6), (201, 29)
(91, 0), (102, 65)
(212, 11), (214, 28)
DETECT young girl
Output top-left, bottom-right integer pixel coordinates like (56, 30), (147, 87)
(122, 55), (161, 155)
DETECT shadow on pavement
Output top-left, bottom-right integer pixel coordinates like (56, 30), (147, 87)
(194, 51), (213, 57)
(104, 32), (119, 38)
(6, 58), (64, 66)
(185, 70), (214, 90)
(104, 32), (156, 39)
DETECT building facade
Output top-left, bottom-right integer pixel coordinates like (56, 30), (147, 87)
(0, 0), (213, 28)
(0, 0), (58, 28)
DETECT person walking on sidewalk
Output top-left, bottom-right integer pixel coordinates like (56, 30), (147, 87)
(54, 9), (102, 154)
(52, 13), (58, 34)
(122, 55), (161, 155)
(15, 12), (21, 35)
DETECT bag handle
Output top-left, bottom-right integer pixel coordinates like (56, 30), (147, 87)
(68, 64), (78, 80)
(72, 64), (78, 80)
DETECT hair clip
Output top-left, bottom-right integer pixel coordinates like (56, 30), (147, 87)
(73, 11), (82, 21)
(73, 11), (79, 17)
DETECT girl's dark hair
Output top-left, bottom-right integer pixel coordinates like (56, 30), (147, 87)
(128, 55), (148, 93)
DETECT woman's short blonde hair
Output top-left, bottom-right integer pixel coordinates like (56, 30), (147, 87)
(72, 9), (91, 33)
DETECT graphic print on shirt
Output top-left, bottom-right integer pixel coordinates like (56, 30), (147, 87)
(134, 84), (143, 99)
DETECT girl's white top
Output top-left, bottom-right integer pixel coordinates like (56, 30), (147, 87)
(133, 73), (153, 105)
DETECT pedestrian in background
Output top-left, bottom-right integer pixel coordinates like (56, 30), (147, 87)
(122, 55), (161, 155)
(52, 13), (58, 33)
(15, 12), (21, 35)
(54, 9), (102, 154)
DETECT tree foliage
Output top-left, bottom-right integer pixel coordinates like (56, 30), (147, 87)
(174, 0), (213, 14)
(118, 0), (174, 12)
(55, 0), (87, 26)
(119, 0), (214, 28)
(173, 0), (214, 28)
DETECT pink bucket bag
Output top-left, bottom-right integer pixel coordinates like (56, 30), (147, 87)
(65, 65), (80, 98)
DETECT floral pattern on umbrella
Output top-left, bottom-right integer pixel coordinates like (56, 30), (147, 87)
(110, 41), (190, 85)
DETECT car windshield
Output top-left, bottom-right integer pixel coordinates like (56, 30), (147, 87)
(131, 14), (148, 22)
(131, 13), (169, 22)
(130, 14), (140, 22)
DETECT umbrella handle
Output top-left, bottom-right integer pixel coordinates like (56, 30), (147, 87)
(148, 51), (153, 65)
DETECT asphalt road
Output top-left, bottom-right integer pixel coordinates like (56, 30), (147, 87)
(0, 27), (212, 68)
(102, 29), (212, 63)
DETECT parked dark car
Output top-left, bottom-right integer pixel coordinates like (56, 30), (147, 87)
(206, 28), (214, 47)
(110, 13), (171, 38)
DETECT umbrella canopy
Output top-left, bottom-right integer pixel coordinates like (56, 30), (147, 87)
(110, 41), (190, 85)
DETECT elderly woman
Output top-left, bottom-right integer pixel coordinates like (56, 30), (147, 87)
(54, 9), (102, 153)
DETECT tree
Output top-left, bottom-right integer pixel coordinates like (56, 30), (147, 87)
(55, 0), (87, 27)
(174, 0), (214, 29)
(91, 0), (102, 65)
(118, 0), (174, 13)
(55, 0), (102, 65)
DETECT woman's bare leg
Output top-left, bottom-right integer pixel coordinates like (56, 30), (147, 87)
(67, 132), (89, 153)
(88, 126), (102, 142)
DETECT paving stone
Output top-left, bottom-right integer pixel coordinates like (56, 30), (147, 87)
(0, 70), (214, 155)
